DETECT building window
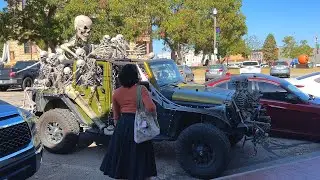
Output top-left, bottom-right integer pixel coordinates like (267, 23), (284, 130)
(24, 42), (31, 54)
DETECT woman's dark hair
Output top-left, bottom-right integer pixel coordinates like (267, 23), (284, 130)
(118, 64), (139, 88)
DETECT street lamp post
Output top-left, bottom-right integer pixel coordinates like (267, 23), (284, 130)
(212, 8), (218, 64)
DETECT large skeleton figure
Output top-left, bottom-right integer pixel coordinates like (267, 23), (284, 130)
(26, 15), (132, 134)
(60, 15), (93, 60)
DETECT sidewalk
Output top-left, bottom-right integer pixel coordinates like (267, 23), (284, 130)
(219, 155), (320, 180)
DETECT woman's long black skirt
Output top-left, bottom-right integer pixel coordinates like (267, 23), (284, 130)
(100, 113), (157, 180)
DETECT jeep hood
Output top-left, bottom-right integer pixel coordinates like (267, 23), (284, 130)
(171, 83), (234, 105)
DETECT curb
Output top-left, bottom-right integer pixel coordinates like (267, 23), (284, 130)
(216, 150), (320, 179)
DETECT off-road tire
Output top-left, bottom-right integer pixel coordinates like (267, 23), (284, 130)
(0, 86), (9, 91)
(176, 123), (231, 179)
(37, 108), (80, 154)
(22, 77), (33, 90)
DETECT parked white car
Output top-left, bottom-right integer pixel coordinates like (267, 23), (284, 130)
(285, 72), (320, 97)
(240, 61), (261, 74)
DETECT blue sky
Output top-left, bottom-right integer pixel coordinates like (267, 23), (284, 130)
(1, 0), (320, 54)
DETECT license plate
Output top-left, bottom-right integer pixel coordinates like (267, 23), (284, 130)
(0, 79), (17, 84)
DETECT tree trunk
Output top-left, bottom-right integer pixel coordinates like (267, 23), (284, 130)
(48, 41), (56, 53)
(171, 51), (176, 60)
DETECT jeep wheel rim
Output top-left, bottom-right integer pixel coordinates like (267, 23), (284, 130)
(192, 143), (215, 167)
(26, 79), (32, 87)
(46, 122), (63, 144)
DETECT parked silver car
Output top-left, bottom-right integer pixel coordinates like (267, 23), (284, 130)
(270, 60), (290, 78)
(178, 65), (194, 82)
(205, 64), (229, 81)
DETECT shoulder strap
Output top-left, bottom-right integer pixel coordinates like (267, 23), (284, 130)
(136, 85), (144, 110)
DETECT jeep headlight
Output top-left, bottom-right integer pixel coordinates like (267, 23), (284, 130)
(18, 108), (41, 148)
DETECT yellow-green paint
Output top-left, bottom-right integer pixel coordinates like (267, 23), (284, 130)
(75, 104), (94, 125)
(143, 62), (160, 89)
(71, 61), (112, 124)
(172, 91), (222, 104)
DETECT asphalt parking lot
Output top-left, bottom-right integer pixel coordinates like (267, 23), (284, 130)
(1, 89), (320, 180)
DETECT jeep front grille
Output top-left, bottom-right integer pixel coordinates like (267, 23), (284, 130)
(0, 122), (32, 158)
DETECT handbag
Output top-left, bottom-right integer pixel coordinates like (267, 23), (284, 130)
(134, 85), (160, 144)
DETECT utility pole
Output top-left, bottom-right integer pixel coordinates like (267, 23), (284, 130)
(316, 36), (319, 64)
(212, 8), (218, 65)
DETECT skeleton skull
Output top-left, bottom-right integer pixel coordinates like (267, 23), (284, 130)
(76, 59), (86, 67)
(103, 35), (111, 41)
(40, 51), (48, 62)
(63, 67), (72, 75)
(74, 15), (92, 42)
(115, 34), (124, 41)
(111, 37), (117, 43)
(75, 48), (86, 59)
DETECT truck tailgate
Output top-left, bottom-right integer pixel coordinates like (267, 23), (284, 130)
(0, 68), (11, 80)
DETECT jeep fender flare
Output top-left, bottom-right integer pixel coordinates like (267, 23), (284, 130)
(36, 94), (87, 125)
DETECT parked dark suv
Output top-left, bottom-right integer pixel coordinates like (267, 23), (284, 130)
(0, 99), (43, 179)
(0, 60), (40, 91)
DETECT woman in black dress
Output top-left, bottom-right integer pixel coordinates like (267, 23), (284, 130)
(100, 64), (157, 180)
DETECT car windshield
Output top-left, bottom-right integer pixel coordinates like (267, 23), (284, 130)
(273, 61), (288, 66)
(296, 72), (320, 80)
(242, 61), (258, 66)
(149, 60), (184, 86)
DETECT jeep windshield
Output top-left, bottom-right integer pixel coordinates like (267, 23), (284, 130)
(149, 60), (184, 87)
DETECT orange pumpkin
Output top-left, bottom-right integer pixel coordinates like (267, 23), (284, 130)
(298, 55), (309, 64)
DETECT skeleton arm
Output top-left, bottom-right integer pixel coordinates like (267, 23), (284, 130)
(60, 39), (78, 59)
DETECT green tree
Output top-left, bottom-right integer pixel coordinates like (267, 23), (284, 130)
(296, 40), (313, 56)
(262, 33), (278, 62)
(282, 36), (313, 58)
(228, 38), (250, 59)
(1, 0), (247, 63)
(281, 36), (297, 59)
(152, 0), (247, 63)
(0, 0), (67, 51)
(0, 0), (153, 51)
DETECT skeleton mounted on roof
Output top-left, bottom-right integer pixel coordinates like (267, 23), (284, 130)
(31, 15), (130, 91)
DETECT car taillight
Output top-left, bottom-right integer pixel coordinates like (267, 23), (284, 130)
(218, 69), (223, 72)
(206, 69), (209, 72)
(9, 70), (16, 78)
(295, 85), (304, 88)
(226, 72), (231, 76)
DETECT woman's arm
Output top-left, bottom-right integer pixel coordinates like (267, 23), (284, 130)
(112, 94), (121, 122)
(141, 86), (156, 112)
